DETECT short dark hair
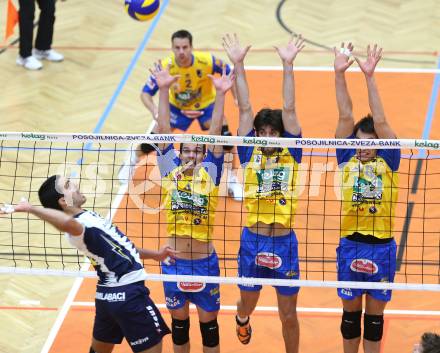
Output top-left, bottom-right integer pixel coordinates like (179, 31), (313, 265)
(421, 332), (440, 353)
(254, 108), (284, 135)
(38, 175), (64, 211)
(171, 30), (193, 46)
(353, 114), (375, 136)
(179, 143), (206, 154)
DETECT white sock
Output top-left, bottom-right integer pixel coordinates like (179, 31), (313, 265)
(237, 315), (249, 324)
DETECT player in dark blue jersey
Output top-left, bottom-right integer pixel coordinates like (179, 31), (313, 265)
(1, 176), (175, 353)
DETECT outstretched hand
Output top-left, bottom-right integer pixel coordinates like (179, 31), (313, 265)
(222, 33), (251, 65)
(0, 198), (31, 215)
(149, 61), (180, 89)
(208, 66), (235, 94)
(334, 42), (355, 73)
(275, 34), (305, 65)
(355, 44), (383, 77)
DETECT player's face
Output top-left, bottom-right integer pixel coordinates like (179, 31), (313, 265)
(355, 130), (378, 162)
(180, 144), (205, 172)
(256, 125), (281, 155)
(172, 38), (192, 66)
(57, 176), (87, 208)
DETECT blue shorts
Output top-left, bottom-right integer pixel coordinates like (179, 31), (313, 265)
(93, 281), (170, 352)
(336, 237), (397, 302)
(238, 227), (300, 296)
(170, 103), (214, 131)
(161, 251), (220, 312)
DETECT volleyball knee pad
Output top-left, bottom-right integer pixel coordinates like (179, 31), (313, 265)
(221, 125), (234, 151)
(340, 310), (362, 340)
(200, 319), (219, 348)
(172, 318), (190, 346)
(363, 314), (384, 342)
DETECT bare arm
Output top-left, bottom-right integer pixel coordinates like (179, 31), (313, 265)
(207, 68), (235, 156)
(356, 45), (396, 139)
(1, 200), (83, 236)
(334, 43), (355, 138)
(137, 245), (179, 261)
(222, 34), (253, 136)
(140, 92), (158, 121)
(152, 62), (180, 149)
(275, 35), (305, 135)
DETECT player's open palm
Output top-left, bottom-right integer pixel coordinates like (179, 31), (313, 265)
(334, 42), (355, 73)
(222, 33), (251, 64)
(355, 44), (382, 77)
(275, 34), (305, 65)
(0, 198), (31, 214)
(150, 61), (179, 89)
(208, 67), (235, 94)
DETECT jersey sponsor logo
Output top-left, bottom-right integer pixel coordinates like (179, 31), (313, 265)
(130, 336), (149, 346)
(95, 291), (126, 302)
(350, 259), (378, 274)
(352, 175), (383, 203)
(177, 282), (206, 292)
(256, 167), (290, 194)
(255, 252), (282, 269)
(171, 189), (209, 214)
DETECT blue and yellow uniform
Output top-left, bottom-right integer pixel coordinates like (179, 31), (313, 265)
(143, 52), (231, 131)
(237, 130), (302, 295)
(157, 144), (224, 312)
(336, 134), (401, 301)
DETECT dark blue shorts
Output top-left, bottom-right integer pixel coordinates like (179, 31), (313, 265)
(336, 237), (397, 302)
(238, 227), (300, 296)
(161, 252), (220, 312)
(170, 103), (214, 131)
(93, 281), (170, 352)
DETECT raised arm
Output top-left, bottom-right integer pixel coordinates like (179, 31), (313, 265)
(1, 200), (83, 236)
(355, 44), (396, 139)
(207, 67), (235, 157)
(222, 33), (253, 136)
(275, 35), (305, 136)
(334, 42), (355, 138)
(151, 62), (180, 149)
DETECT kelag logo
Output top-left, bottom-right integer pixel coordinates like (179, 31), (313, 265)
(414, 140), (440, 149)
(191, 135), (215, 144)
(21, 133), (46, 140)
(242, 137), (268, 146)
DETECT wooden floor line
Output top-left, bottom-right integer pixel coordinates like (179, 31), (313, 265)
(70, 302), (440, 316)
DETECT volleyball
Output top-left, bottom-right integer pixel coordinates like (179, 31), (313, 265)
(124, 0), (160, 21)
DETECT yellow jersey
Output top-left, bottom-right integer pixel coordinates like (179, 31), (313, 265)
(157, 145), (224, 242)
(337, 143), (401, 239)
(237, 131), (302, 229)
(143, 51), (231, 110)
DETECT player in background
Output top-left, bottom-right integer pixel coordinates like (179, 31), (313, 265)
(139, 29), (243, 201)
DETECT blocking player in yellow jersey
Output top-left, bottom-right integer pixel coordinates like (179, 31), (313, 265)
(223, 33), (305, 353)
(153, 60), (234, 353)
(334, 43), (400, 353)
(140, 30), (243, 200)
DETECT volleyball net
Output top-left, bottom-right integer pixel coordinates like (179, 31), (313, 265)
(0, 132), (440, 291)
